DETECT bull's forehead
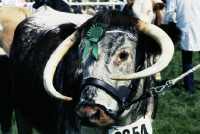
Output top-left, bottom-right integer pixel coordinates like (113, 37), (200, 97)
(80, 30), (138, 53)
(80, 31), (138, 97)
(98, 31), (138, 52)
(80, 31), (138, 80)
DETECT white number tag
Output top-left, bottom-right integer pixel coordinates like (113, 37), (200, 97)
(108, 116), (152, 134)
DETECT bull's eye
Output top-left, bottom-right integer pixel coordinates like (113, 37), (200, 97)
(119, 52), (128, 60)
(116, 51), (129, 65)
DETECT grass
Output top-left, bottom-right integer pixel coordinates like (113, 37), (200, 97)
(153, 45), (200, 134)
(1, 46), (200, 134)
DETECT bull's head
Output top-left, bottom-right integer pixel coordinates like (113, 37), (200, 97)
(43, 11), (173, 127)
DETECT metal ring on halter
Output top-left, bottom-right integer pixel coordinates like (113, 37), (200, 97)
(166, 80), (173, 87)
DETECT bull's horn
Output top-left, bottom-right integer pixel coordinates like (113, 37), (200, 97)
(111, 20), (174, 80)
(43, 31), (80, 101)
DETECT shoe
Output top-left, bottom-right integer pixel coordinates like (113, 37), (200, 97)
(186, 90), (195, 94)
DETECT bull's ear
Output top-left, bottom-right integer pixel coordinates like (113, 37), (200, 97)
(159, 24), (182, 45)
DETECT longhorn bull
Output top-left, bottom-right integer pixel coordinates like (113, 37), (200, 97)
(9, 6), (180, 134)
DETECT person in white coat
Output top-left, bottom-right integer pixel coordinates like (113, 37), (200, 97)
(162, 0), (200, 91)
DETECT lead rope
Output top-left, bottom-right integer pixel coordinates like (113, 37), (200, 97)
(154, 64), (200, 93)
(116, 64), (200, 117)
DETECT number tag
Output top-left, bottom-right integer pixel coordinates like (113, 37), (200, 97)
(108, 116), (152, 134)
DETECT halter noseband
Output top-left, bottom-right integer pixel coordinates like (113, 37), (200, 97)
(81, 77), (156, 118)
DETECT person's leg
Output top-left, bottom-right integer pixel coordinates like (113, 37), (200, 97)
(182, 50), (194, 91)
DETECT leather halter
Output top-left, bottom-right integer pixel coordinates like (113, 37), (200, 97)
(81, 77), (156, 118)
(82, 78), (130, 102)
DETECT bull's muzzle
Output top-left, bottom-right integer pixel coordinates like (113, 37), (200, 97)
(76, 105), (115, 127)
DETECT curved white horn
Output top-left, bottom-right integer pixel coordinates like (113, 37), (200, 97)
(111, 20), (174, 80)
(43, 31), (80, 101)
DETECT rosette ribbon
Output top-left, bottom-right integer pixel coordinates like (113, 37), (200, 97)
(82, 23), (106, 60)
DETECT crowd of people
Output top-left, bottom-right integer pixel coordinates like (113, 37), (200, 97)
(0, 0), (117, 15)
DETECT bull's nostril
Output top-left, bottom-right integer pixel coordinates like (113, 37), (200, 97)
(76, 106), (114, 126)
(77, 110), (98, 125)
(90, 109), (100, 122)
(77, 110), (96, 118)
(86, 111), (97, 118)
(77, 108), (102, 125)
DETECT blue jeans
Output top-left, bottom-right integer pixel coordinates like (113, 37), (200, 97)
(181, 50), (194, 91)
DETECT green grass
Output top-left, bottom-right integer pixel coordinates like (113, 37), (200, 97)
(1, 46), (200, 134)
(153, 45), (200, 134)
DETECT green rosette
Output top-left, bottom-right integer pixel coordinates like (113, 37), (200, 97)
(82, 23), (106, 60)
